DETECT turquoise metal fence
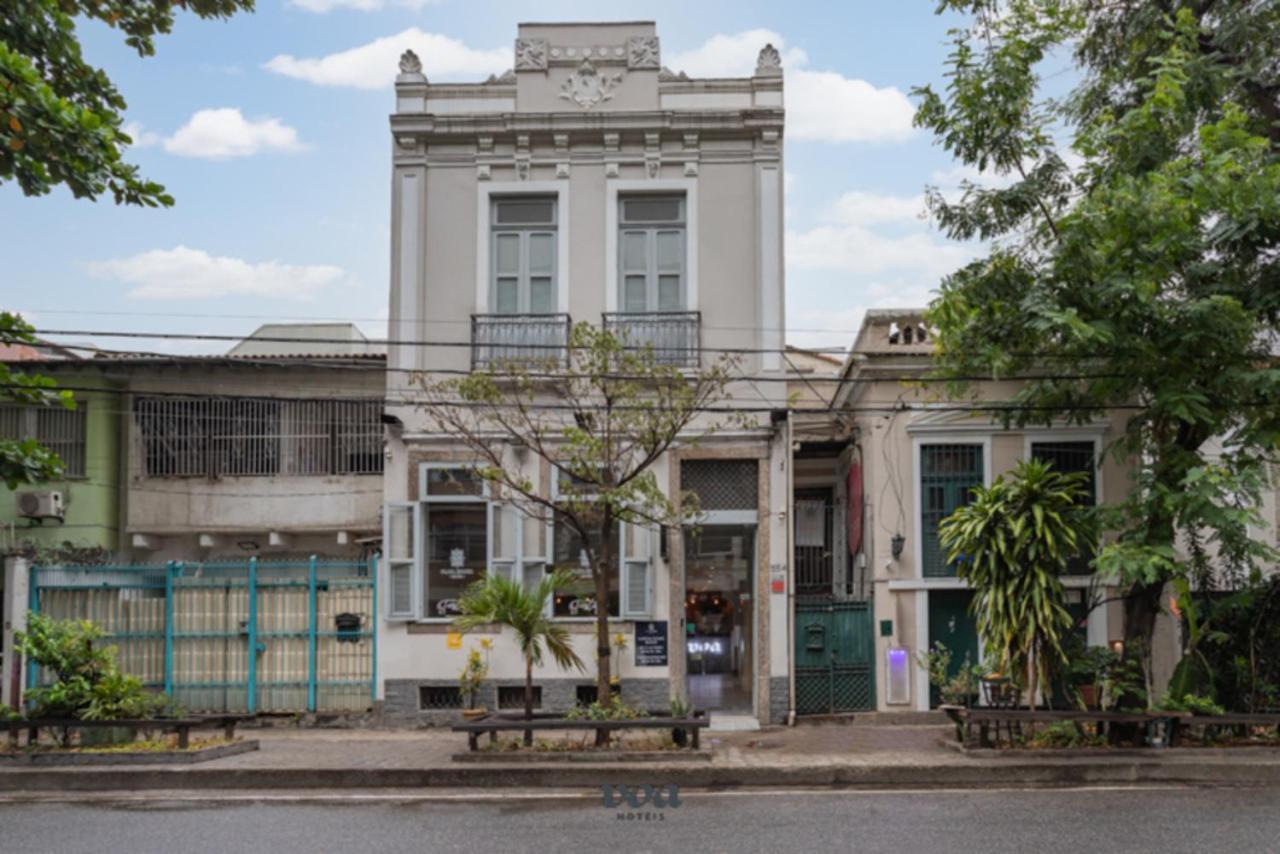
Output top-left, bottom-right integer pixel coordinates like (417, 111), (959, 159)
(27, 557), (377, 714)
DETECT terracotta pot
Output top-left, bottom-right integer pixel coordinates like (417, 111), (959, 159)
(1078, 684), (1098, 709)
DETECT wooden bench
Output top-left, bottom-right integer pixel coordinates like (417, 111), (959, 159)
(2, 715), (251, 750)
(452, 712), (710, 751)
(1171, 713), (1280, 746)
(940, 705), (1188, 748)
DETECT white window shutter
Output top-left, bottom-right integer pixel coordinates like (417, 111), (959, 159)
(623, 559), (651, 618)
(491, 560), (515, 584)
(383, 501), (419, 620)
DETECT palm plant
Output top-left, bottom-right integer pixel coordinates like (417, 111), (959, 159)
(939, 459), (1091, 707)
(454, 569), (585, 744)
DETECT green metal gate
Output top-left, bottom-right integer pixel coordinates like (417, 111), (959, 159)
(27, 558), (376, 714)
(794, 597), (875, 714)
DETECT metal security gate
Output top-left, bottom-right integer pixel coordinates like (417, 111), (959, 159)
(28, 558), (376, 714)
(794, 597), (875, 714)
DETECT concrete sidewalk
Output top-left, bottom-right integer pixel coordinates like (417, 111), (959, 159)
(3, 724), (1280, 792)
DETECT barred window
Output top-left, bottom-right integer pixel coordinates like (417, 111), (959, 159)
(1031, 440), (1098, 575)
(133, 397), (383, 478)
(681, 459), (758, 510)
(0, 404), (87, 477)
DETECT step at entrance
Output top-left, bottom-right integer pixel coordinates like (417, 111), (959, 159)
(707, 712), (760, 732)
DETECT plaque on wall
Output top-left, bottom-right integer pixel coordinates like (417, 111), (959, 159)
(634, 621), (668, 667)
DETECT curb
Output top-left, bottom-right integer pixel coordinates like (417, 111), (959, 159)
(3, 759), (1280, 792)
(0, 740), (259, 767)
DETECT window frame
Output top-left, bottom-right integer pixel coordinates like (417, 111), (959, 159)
(476, 182), (569, 316)
(605, 178), (698, 314)
(0, 403), (88, 479)
(1026, 432), (1104, 577)
(415, 463), (493, 622)
(489, 195), (558, 316)
(912, 436), (991, 581)
(617, 194), (687, 314)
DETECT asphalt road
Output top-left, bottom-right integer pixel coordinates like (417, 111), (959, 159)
(2, 787), (1278, 854)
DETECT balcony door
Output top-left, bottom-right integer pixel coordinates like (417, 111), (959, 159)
(491, 197), (557, 315)
(618, 195), (686, 312)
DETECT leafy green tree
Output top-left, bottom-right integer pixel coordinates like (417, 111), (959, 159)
(940, 459), (1091, 705)
(2, 0), (254, 206)
(419, 323), (741, 714)
(455, 570), (585, 743)
(1, 312), (72, 488)
(915, 1), (1280, 657)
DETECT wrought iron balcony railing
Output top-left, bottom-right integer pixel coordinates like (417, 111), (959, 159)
(471, 313), (572, 370)
(602, 310), (701, 368)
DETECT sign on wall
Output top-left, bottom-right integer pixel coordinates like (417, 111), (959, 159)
(634, 621), (668, 667)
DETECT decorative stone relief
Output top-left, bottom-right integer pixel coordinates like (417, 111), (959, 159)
(647, 160), (660, 179)
(515, 161), (530, 181)
(476, 164), (492, 181)
(658, 66), (689, 82)
(556, 163), (571, 179)
(549, 45), (627, 65)
(484, 69), (517, 85)
(559, 60), (622, 110)
(515, 38), (548, 71)
(683, 162), (699, 177)
(755, 43), (783, 77)
(605, 162), (620, 178)
(626, 36), (660, 70)
(399, 49), (422, 75)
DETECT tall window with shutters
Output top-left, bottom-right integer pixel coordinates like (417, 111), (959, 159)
(1030, 439), (1099, 575)
(491, 197), (557, 315)
(618, 195), (685, 312)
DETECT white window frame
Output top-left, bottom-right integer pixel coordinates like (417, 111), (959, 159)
(382, 500), (422, 620)
(605, 178), (698, 313)
(476, 182), (569, 314)
(416, 463), (492, 622)
(547, 472), (653, 620)
(1023, 430), (1105, 510)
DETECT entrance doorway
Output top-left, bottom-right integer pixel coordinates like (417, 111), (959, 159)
(684, 525), (754, 712)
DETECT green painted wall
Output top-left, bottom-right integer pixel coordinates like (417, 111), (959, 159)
(1, 377), (121, 556)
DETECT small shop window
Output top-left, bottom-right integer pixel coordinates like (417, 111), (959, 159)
(419, 685), (462, 710)
(498, 685), (542, 709)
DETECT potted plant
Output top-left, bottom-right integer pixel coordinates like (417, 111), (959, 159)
(458, 647), (489, 720)
(669, 695), (691, 747)
(1069, 646), (1118, 710)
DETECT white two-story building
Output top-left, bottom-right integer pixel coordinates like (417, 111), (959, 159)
(378, 21), (791, 725)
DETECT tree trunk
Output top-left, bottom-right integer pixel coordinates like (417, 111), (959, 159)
(523, 655), (533, 747)
(594, 509), (615, 747)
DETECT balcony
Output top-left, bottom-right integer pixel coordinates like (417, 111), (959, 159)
(471, 314), (572, 370)
(602, 311), (701, 368)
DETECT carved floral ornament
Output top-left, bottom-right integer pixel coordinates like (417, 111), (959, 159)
(755, 43), (783, 77)
(514, 38), (548, 71)
(559, 59), (622, 110)
(399, 49), (422, 75)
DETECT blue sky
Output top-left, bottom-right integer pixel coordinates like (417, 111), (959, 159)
(1, 0), (980, 355)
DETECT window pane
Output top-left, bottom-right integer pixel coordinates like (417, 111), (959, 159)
(656, 231), (682, 270)
(495, 278), (519, 314)
(529, 278), (553, 314)
(385, 505), (415, 561)
(622, 197), (682, 223)
(495, 199), (555, 225)
(658, 275), (681, 310)
(528, 233), (554, 273)
(522, 561), (545, 592)
(425, 467), (485, 497)
(494, 233), (520, 275)
(622, 232), (647, 270)
(624, 275), (648, 312)
(426, 504), (488, 618)
(523, 513), (546, 558)
(551, 521), (620, 617)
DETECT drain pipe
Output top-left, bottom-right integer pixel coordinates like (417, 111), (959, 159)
(786, 410), (797, 726)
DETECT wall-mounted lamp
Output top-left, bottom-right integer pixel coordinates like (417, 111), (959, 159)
(890, 533), (905, 560)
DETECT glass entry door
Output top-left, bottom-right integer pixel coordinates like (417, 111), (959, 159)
(684, 525), (755, 712)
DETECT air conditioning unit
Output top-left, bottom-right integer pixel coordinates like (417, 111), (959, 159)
(16, 490), (64, 522)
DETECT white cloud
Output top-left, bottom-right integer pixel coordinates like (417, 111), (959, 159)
(264, 28), (507, 89)
(162, 109), (305, 159)
(122, 122), (159, 148)
(788, 225), (973, 280)
(823, 191), (926, 226)
(88, 246), (344, 300)
(669, 29), (915, 144)
(290, 0), (436, 10)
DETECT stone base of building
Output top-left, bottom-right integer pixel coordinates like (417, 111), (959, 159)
(380, 677), (674, 727)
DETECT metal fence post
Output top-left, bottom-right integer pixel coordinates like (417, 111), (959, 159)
(370, 553), (378, 705)
(307, 555), (318, 713)
(164, 561), (176, 695)
(25, 563), (38, 694)
(247, 556), (258, 714)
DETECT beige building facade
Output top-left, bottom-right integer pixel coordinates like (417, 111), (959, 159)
(379, 21), (791, 724)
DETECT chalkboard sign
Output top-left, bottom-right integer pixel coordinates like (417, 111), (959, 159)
(634, 621), (668, 667)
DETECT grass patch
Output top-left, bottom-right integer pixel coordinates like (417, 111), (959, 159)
(1, 734), (238, 755)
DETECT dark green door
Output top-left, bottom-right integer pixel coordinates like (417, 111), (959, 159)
(794, 598), (875, 714)
(928, 590), (979, 708)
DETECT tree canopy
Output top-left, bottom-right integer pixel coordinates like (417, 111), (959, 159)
(2, 0), (254, 206)
(916, 1), (1280, 648)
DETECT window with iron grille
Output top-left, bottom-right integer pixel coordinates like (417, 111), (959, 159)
(418, 685), (462, 710)
(920, 444), (984, 578)
(681, 459), (758, 511)
(0, 403), (87, 477)
(498, 685), (541, 709)
(1031, 440), (1098, 575)
(133, 396), (383, 477)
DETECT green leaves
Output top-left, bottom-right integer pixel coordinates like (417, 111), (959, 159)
(1, 0), (253, 205)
